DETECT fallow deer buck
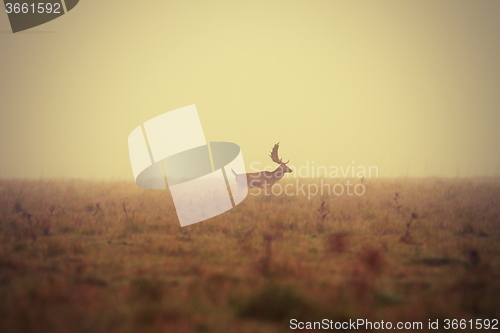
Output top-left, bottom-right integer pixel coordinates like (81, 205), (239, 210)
(232, 143), (292, 189)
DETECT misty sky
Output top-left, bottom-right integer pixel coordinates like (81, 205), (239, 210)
(1, 0), (499, 179)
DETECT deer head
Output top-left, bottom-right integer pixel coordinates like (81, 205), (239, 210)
(269, 142), (292, 175)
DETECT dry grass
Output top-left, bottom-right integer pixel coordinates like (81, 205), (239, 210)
(0, 177), (499, 332)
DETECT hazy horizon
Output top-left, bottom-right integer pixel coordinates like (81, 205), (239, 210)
(1, 1), (499, 180)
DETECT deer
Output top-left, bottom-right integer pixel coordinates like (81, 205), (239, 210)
(232, 143), (292, 189)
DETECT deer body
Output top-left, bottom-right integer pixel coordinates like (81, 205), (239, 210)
(232, 143), (292, 189)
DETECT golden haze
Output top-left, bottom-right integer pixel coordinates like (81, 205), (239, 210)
(0, 0), (499, 179)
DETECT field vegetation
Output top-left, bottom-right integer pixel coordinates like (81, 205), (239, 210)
(0, 177), (499, 332)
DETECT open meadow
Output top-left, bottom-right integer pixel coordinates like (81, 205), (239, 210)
(0, 177), (499, 332)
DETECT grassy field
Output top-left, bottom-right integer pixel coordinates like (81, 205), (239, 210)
(0, 177), (499, 332)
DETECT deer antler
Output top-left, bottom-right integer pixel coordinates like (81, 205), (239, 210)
(233, 143), (292, 189)
(269, 142), (289, 165)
